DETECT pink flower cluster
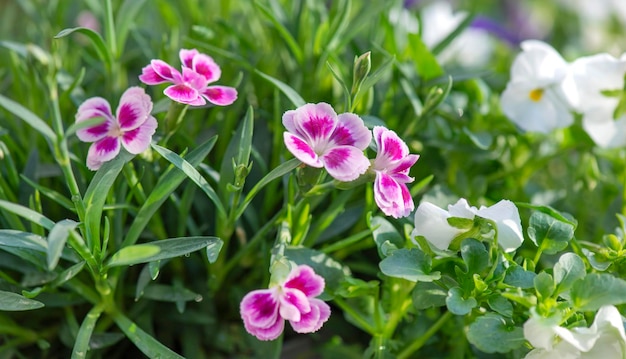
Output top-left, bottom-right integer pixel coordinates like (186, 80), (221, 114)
(240, 265), (331, 341)
(282, 103), (419, 218)
(75, 49), (236, 170)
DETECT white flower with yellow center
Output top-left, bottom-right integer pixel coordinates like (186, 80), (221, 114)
(500, 40), (574, 134)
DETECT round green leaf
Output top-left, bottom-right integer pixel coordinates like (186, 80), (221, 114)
(379, 248), (441, 282)
(467, 314), (525, 353)
(446, 287), (477, 315)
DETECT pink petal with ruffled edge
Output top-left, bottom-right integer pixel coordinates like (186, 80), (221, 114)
(331, 113), (372, 149)
(279, 288), (311, 322)
(182, 67), (209, 91)
(243, 315), (285, 341)
(289, 103), (337, 149)
(86, 136), (121, 170)
(283, 132), (322, 168)
(121, 116), (157, 154)
(283, 265), (325, 298)
(373, 126), (410, 165)
(192, 53), (221, 83)
(202, 86), (238, 106)
(289, 298), (330, 333)
(321, 145), (370, 182)
(116, 87), (153, 131)
(150, 59), (179, 82)
(388, 154), (420, 178)
(179, 48), (199, 69)
(240, 288), (280, 329)
(75, 97), (114, 142)
(374, 172), (412, 218)
(164, 84), (204, 105)
(138, 64), (167, 85)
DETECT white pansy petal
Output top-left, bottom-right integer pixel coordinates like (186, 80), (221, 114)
(447, 198), (476, 219)
(412, 202), (463, 250)
(476, 200), (524, 252)
(569, 53), (626, 113)
(554, 326), (601, 352)
(582, 109), (626, 148)
(516, 40), (568, 81)
(523, 316), (558, 350)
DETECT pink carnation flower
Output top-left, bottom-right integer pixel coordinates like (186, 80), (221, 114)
(75, 87), (157, 170)
(138, 48), (237, 106)
(282, 103), (371, 182)
(371, 126), (419, 218)
(240, 265), (331, 341)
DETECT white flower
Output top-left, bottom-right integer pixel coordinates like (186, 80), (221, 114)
(524, 306), (626, 359)
(500, 40), (574, 133)
(565, 53), (626, 148)
(412, 198), (523, 252)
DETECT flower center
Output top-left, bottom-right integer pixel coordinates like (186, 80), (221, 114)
(528, 88), (544, 102)
(108, 123), (124, 138)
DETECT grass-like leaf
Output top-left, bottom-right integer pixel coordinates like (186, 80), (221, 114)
(0, 290), (44, 311)
(255, 70), (306, 107)
(47, 219), (79, 271)
(0, 199), (55, 230)
(112, 311), (184, 359)
(54, 27), (112, 69)
(72, 304), (104, 359)
(0, 94), (55, 142)
(254, 0), (303, 63)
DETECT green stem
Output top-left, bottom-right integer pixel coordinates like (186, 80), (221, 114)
(397, 311), (453, 359)
(333, 297), (376, 335)
(382, 297), (413, 338)
(162, 102), (189, 145)
(104, 0), (117, 58)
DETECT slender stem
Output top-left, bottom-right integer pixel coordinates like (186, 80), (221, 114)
(397, 311), (453, 359)
(333, 297), (376, 335)
(104, 0), (117, 58)
(382, 298), (413, 338)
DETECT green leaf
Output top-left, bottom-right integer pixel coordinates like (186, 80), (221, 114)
(352, 55), (395, 110)
(488, 295), (513, 317)
(0, 94), (56, 142)
(412, 281), (447, 310)
(122, 136), (217, 248)
(446, 287), (477, 315)
(115, 0), (148, 57)
(406, 33), (444, 81)
(206, 239), (223, 264)
(107, 236), (220, 268)
(284, 246), (350, 292)
(54, 27), (112, 69)
(254, 0), (303, 63)
(516, 203), (578, 228)
(142, 284), (202, 303)
(0, 290), (44, 311)
(534, 272), (555, 299)
(553, 253), (585, 296)
(0, 199), (55, 229)
(335, 277), (379, 298)
(527, 211), (575, 253)
(466, 314), (525, 353)
(460, 238), (489, 274)
(503, 266), (536, 289)
(112, 311), (183, 358)
(368, 215), (404, 258)
(447, 216), (475, 230)
(47, 219), (78, 271)
(571, 273), (626, 311)
(72, 304), (104, 359)
(218, 106), (254, 199)
(255, 69), (306, 107)
(379, 248), (441, 282)
(19, 175), (75, 211)
(151, 144), (226, 218)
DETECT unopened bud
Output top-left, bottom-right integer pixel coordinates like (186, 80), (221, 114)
(352, 51), (371, 95)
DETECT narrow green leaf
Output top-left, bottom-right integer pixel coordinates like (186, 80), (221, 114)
(122, 136), (217, 248)
(0, 199), (55, 229)
(406, 33), (444, 80)
(254, 1), (303, 63)
(431, 12), (475, 56)
(0, 290), (44, 311)
(218, 107), (254, 198)
(115, 0), (148, 57)
(0, 94), (55, 142)
(72, 304), (104, 359)
(255, 70), (306, 107)
(379, 248), (441, 282)
(151, 144), (226, 218)
(19, 175), (75, 211)
(54, 27), (112, 68)
(47, 219), (79, 271)
(206, 239), (223, 264)
(142, 284), (202, 303)
(107, 236), (221, 268)
(112, 311), (184, 359)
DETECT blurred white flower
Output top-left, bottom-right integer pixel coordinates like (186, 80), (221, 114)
(412, 198), (523, 252)
(524, 305), (626, 358)
(500, 40), (575, 133)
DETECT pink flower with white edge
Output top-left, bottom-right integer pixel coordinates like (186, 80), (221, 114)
(138, 48), (237, 106)
(75, 87), (157, 171)
(282, 103), (371, 181)
(371, 127), (419, 218)
(240, 265), (331, 341)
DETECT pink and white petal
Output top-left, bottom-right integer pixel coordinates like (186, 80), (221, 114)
(76, 97), (113, 121)
(375, 126), (410, 162)
(150, 59), (179, 82)
(374, 172), (407, 218)
(321, 145), (370, 182)
(388, 154), (420, 177)
(240, 289), (280, 329)
(289, 298), (330, 334)
(179, 48), (199, 68)
(279, 288), (311, 322)
(400, 183), (414, 216)
(182, 67), (209, 91)
(331, 113), (372, 149)
(282, 109), (298, 134)
(75, 109), (113, 143)
(292, 103), (338, 146)
(138, 64), (169, 85)
(243, 316), (285, 341)
(283, 132), (323, 168)
(86, 136), (121, 171)
(121, 116), (157, 154)
(117, 87), (153, 131)
(192, 53), (221, 83)
(164, 84), (204, 105)
(284, 265), (325, 298)
(202, 86), (238, 106)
